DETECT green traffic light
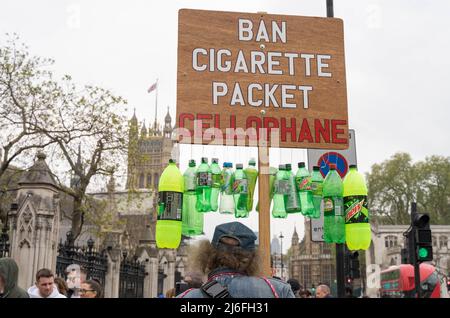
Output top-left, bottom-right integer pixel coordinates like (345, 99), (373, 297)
(418, 247), (429, 259)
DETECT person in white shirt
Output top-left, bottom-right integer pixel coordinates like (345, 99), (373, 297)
(27, 268), (66, 298)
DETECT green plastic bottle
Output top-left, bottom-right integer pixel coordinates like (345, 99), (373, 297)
(182, 160), (203, 237)
(196, 157), (212, 212)
(296, 162), (315, 217)
(156, 159), (184, 249)
(272, 164), (288, 218)
(233, 164), (249, 218)
(210, 158), (221, 212)
(322, 164), (345, 244)
(343, 165), (370, 250)
(310, 166), (324, 219)
(219, 162), (235, 214)
(244, 158), (258, 212)
(256, 166), (278, 212)
(285, 164), (301, 213)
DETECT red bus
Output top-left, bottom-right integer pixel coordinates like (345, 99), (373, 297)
(380, 264), (440, 298)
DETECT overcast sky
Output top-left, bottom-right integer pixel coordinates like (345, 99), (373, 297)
(2, 0), (450, 252)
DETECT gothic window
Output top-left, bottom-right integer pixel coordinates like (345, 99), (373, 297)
(385, 235), (397, 248)
(154, 173), (159, 187)
(320, 243), (331, 255)
(146, 174), (152, 188)
(433, 236), (437, 247)
(321, 264), (334, 287)
(301, 264), (311, 290)
(439, 236), (448, 249)
(139, 174), (145, 188)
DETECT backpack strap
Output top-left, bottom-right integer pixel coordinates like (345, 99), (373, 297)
(178, 288), (194, 298)
(200, 279), (232, 298)
(260, 277), (280, 298)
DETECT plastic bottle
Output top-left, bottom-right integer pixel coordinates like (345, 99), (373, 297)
(219, 162), (235, 214)
(296, 162), (315, 217)
(182, 160), (203, 237)
(244, 158), (258, 212)
(156, 159), (184, 249)
(310, 166), (324, 219)
(285, 164), (301, 213)
(195, 157), (212, 212)
(256, 167), (278, 212)
(343, 165), (370, 250)
(233, 163), (249, 218)
(210, 158), (222, 212)
(322, 164), (345, 244)
(272, 164), (288, 218)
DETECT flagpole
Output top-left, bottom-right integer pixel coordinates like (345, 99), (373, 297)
(154, 78), (158, 131)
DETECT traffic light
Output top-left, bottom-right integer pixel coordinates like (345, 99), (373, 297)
(349, 251), (360, 279)
(413, 213), (433, 263)
(345, 249), (360, 279)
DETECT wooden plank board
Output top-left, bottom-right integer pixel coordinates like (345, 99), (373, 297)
(177, 9), (349, 149)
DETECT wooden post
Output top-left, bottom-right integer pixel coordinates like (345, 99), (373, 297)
(258, 133), (271, 277)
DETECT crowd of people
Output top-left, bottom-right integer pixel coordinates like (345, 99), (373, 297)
(0, 258), (103, 298)
(1, 221), (350, 299)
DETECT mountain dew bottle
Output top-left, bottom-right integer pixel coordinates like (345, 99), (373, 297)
(310, 166), (324, 219)
(156, 159), (184, 249)
(244, 158), (258, 212)
(343, 165), (370, 250)
(322, 164), (345, 244)
(182, 160), (203, 237)
(295, 162), (315, 216)
(196, 157), (212, 212)
(210, 158), (221, 212)
(233, 164), (249, 218)
(272, 165), (288, 218)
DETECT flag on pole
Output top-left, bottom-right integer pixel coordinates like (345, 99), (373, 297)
(147, 81), (157, 93)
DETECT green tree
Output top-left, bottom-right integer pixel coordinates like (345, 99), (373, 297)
(367, 152), (450, 225)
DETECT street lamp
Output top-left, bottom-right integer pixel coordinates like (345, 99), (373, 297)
(279, 232), (284, 280)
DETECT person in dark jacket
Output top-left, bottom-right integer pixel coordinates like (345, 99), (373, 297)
(0, 258), (29, 298)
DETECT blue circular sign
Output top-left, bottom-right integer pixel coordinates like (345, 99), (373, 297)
(317, 152), (348, 178)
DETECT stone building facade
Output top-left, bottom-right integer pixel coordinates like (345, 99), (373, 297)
(288, 220), (335, 290)
(2, 109), (188, 297)
(126, 108), (174, 190)
(8, 152), (61, 288)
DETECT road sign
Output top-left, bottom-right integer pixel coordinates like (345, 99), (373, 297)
(317, 152), (348, 178)
(311, 207), (325, 242)
(176, 9), (349, 149)
(307, 129), (357, 242)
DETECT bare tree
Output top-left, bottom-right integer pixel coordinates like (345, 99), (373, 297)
(0, 34), (59, 181)
(40, 80), (128, 241)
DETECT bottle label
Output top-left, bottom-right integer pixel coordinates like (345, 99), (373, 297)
(184, 176), (196, 192)
(197, 172), (212, 187)
(233, 179), (248, 194)
(344, 195), (369, 224)
(157, 191), (183, 221)
(275, 180), (290, 194)
(296, 176), (311, 191)
(221, 172), (234, 194)
(323, 196), (343, 217)
(310, 181), (323, 196)
(212, 173), (222, 188)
